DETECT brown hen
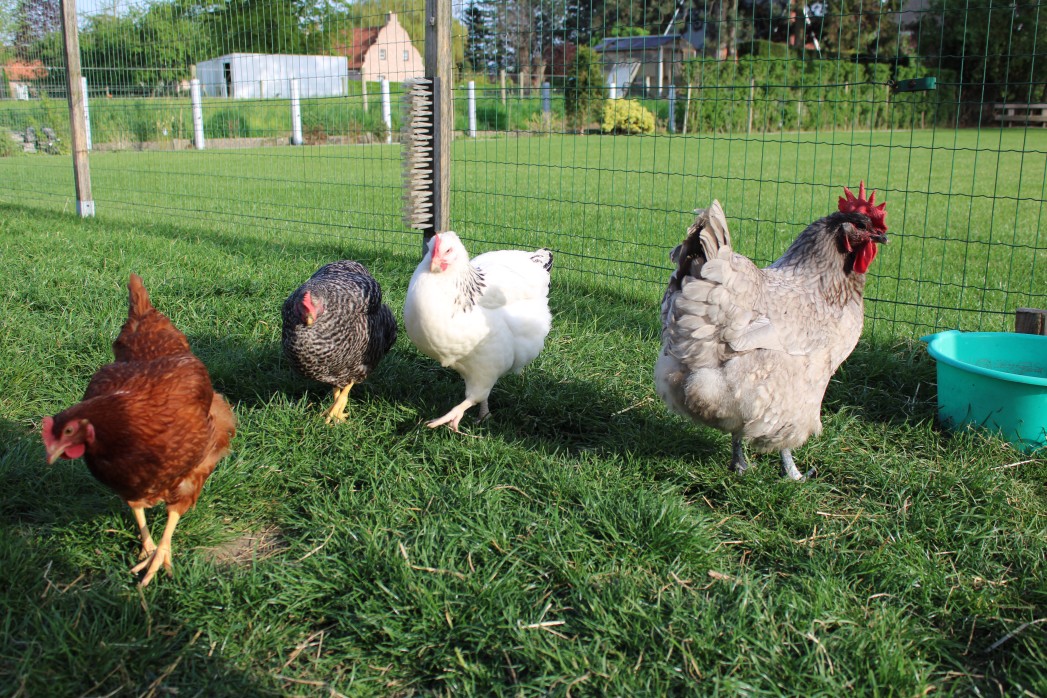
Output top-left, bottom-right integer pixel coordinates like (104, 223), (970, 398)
(42, 274), (236, 586)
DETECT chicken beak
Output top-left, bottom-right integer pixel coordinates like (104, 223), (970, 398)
(304, 313), (316, 326)
(45, 442), (65, 465)
(872, 232), (888, 244)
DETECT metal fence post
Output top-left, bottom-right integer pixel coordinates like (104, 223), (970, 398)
(381, 78), (392, 144)
(468, 81), (476, 137)
(81, 76), (91, 151)
(541, 81), (551, 117)
(290, 77), (303, 145)
(190, 78), (205, 150)
(668, 85), (676, 133)
(60, 0), (93, 217)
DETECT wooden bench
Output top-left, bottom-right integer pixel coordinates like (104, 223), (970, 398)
(993, 103), (1047, 127)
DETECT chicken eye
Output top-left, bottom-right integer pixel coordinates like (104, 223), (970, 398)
(63, 426), (74, 435)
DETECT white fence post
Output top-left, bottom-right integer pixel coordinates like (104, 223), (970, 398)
(190, 78), (205, 150)
(467, 80), (476, 137)
(381, 78), (392, 144)
(668, 85), (676, 133)
(290, 77), (303, 145)
(80, 76), (92, 151)
(541, 81), (550, 115)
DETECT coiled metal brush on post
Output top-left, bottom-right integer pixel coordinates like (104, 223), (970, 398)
(401, 77), (434, 234)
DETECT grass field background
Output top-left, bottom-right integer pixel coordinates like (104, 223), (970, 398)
(0, 127), (1045, 695)
(2, 128), (1045, 335)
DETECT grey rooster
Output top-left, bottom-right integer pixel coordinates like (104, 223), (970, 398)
(655, 183), (888, 480)
(282, 260), (397, 423)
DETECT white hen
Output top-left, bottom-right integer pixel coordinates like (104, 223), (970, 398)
(404, 231), (554, 431)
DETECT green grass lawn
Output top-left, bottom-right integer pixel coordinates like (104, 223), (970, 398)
(2, 128), (1045, 335)
(0, 128), (1045, 695)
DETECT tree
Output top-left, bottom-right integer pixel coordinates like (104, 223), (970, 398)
(587, 0), (679, 40)
(0, 0), (18, 63)
(14, 0), (59, 60)
(917, 0), (1047, 109)
(463, 0), (495, 72)
(205, 0), (322, 55)
(818, 0), (905, 58)
(561, 44), (604, 131)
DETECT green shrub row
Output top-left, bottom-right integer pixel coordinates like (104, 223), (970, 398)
(673, 57), (957, 133)
(0, 57), (958, 148)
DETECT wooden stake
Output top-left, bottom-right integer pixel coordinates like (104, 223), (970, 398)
(423, 0), (452, 252)
(60, 0), (93, 217)
(1015, 308), (1047, 335)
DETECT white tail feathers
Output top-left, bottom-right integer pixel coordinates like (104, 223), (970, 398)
(401, 78), (434, 230)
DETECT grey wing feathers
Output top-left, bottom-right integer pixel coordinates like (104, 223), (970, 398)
(530, 249), (554, 272)
(662, 201), (783, 366)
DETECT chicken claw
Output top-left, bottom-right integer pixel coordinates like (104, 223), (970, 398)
(780, 449), (815, 481)
(131, 510), (181, 587)
(130, 506), (157, 560)
(324, 382), (354, 424)
(731, 436), (750, 474)
(132, 543), (172, 587)
(426, 399), (477, 432)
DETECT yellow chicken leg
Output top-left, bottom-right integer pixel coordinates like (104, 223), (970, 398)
(131, 509), (181, 587)
(324, 382), (355, 424)
(130, 505), (157, 560)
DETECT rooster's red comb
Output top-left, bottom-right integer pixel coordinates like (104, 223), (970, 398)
(838, 181), (887, 233)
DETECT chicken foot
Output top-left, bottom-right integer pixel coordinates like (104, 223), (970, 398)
(731, 436), (750, 474)
(780, 449), (815, 481)
(131, 510), (181, 587)
(324, 381), (355, 424)
(427, 398), (479, 432)
(130, 506), (157, 560)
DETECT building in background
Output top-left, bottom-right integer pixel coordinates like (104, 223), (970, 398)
(2, 60), (49, 100)
(195, 54), (349, 99)
(334, 12), (423, 84)
(592, 35), (697, 99)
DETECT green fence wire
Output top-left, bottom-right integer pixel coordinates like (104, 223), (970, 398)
(0, 0), (1044, 337)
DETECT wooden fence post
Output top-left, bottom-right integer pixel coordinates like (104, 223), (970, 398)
(1015, 308), (1047, 335)
(60, 0), (93, 217)
(423, 0), (452, 253)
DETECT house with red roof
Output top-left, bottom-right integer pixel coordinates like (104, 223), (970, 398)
(2, 60), (48, 100)
(334, 12), (423, 84)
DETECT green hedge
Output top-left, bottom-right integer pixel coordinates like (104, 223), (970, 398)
(0, 57), (959, 148)
(675, 57), (957, 133)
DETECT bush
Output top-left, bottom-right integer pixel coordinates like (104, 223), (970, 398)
(601, 99), (655, 134)
(0, 129), (20, 157)
(476, 102), (508, 130)
(206, 109), (252, 138)
(562, 46), (606, 132)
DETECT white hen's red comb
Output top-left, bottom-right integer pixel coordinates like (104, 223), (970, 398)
(838, 181), (887, 232)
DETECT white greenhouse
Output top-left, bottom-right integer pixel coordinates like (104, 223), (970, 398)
(196, 53), (350, 99)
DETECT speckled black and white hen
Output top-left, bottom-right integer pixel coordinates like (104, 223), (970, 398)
(282, 260), (397, 423)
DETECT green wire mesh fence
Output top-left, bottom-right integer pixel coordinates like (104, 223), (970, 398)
(0, 0), (1044, 337)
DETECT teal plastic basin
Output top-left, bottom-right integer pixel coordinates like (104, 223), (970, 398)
(921, 331), (1047, 452)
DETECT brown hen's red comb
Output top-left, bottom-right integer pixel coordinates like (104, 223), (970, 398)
(838, 181), (887, 232)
